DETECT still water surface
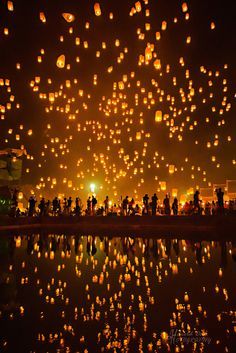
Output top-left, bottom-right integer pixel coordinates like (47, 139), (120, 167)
(0, 234), (236, 353)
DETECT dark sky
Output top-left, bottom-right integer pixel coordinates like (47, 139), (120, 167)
(0, 0), (236, 200)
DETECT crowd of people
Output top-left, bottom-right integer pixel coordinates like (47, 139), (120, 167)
(11, 187), (236, 217)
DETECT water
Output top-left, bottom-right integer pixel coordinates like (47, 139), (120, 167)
(0, 234), (236, 353)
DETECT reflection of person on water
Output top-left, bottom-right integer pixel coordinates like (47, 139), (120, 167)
(86, 236), (97, 256)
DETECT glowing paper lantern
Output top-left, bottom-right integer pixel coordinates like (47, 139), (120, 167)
(154, 59), (161, 70)
(7, 1), (14, 11)
(39, 12), (46, 23)
(172, 189), (178, 197)
(155, 110), (162, 122)
(136, 132), (141, 140)
(145, 46), (152, 61)
(169, 164), (175, 174)
(16, 237), (21, 248)
(56, 55), (65, 68)
(182, 2), (188, 13)
(155, 31), (161, 40)
(94, 3), (101, 16)
(160, 181), (166, 191)
(135, 2), (142, 12)
(62, 13), (75, 23)
(161, 21), (167, 31)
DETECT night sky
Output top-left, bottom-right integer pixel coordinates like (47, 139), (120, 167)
(0, 0), (236, 201)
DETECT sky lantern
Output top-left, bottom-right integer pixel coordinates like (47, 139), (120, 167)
(136, 132), (141, 140)
(155, 110), (162, 122)
(160, 181), (166, 191)
(182, 2), (188, 13)
(169, 164), (175, 174)
(145, 46), (152, 61)
(172, 188), (178, 197)
(39, 12), (46, 23)
(0, 0), (234, 200)
(7, 1), (14, 11)
(161, 21), (167, 31)
(155, 31), (161, 40)
(211, 22), (216, 30)
(94, 3), (101, 16)
(62, 13), (75, 23)
(56, 55), (65, 68)
(135, 2), (142, 12)
(154, 59), (161, 70)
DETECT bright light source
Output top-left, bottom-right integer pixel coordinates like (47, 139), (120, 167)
(90, 183), (96, 193)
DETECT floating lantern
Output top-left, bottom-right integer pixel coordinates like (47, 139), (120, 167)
(56, 55), (65, 68)
(94, 3), (101, 16)
(155, 110), (162, 122)
(62, 13), (75, 23)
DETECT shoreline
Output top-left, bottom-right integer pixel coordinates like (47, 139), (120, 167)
(0, 215), (235, 240)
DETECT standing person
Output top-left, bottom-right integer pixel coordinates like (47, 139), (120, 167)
(143, 194), (149, 214)
(63, 198), (67, 214)
(75, 197), (82, 216)
(38, 198), (46, 216)
(28, 196), (37, 217)
(11, 188), (18, 216)
(205, 202), (211, 216)
(58, 199), (62, 214)
(122, 196), (129, 216)
(87, 197), (92, 215)
(128, 198), (135, 215)
(67, 196), (72, 215)
(45, 200), (51, 215)
(104, 196), (109, 215)
(163, 194), (171, 215)
(193, 190), (200, 214)
(151, 193), (158, 216)
(52, 197), (58, 216)
(92, 195), (97, 215)
(216, 188), (224, 214)
(172, 197), (178, 215)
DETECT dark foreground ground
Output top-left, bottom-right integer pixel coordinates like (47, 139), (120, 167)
(0, 215), (235, 240)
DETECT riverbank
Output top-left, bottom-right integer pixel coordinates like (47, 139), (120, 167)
(0, 215), (235, 239)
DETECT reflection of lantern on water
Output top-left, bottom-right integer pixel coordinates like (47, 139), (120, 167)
(160, 181), (166, 191)
(155, 110), (162, 122)
(94, 3), (101, 16)
(172, 264), (178, 274)
(161, 331), (168, 341)
(50, 251), (54, 260)
(16, 237), (21, 248)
